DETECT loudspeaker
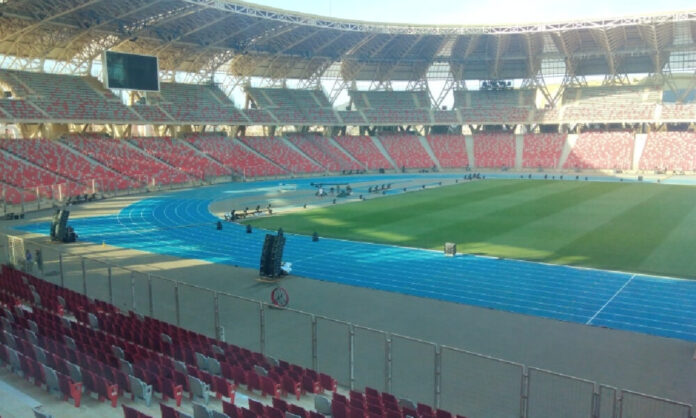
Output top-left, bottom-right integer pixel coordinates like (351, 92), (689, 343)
(268, 235), (286, 277)
(260, 234), (275, 276)
(49, 211), (61, 239)
(259, 233), (286, 277)
(51, 210), (70, 242)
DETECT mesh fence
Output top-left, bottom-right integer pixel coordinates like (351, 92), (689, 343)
(178, 284), (216, 338)
(527, 368), (595, 418)
(217, 294), (261, 352)
(440, 347), (523, 418)
(38, 245), (62, 286)
(0, 234), (9, 266)
(150, 275), (178, 324)
(84, 258), (110, 303)
(599, 385), (617, 418)
(316, 317), (351, 386)
(131, 271), (150, 316)
(60, 253), (83, 294)
(391, 335), (436, 406)
(110, 267), (134, 312)
(620, 390), (692, 418)
(264, 306), (313, 369)
(353, 326), (387, 392)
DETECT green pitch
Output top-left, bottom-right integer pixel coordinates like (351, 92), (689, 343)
(245, 180), (696, 278)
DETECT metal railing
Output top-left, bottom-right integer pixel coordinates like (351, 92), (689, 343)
(0, 232), (692, 418)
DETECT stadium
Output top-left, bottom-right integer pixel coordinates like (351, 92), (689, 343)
(0, 0), (695, 417)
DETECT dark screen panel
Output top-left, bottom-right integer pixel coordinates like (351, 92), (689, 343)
(104, 51), (159, 91)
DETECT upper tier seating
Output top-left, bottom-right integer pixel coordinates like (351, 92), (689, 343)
(661, 104), (696, 121)
(349, 90), (431, 110)
(362, 109), (430, 124)
(336, 111), (366, 124)
(185, 135), (286, 177)
(563, 131), (634, 170)
(157, 83), (247, 124)
(131, 105), (172, 123)
(0, 99), (45, 120)
(432, 110), (460, 124)
(129, 137), (229, 179)
(239, 137), (323, 174)
(64, 136), (190, 185)
(0, 70), (137, 122)
(472, 133), (516, 168)
(247, 88), (338, 125)
(333, 136), (393, 170)
(639, 131), (696, 172)
(0, 139), (136, 191)
(522, 134), (567, 169)
(426, 135), (469, 168)
(348, 90), (431, 124)
(454, 89), (534, 124)
(243, 109), (277, 124)
(378, 135), (435, 169)
(561, 86), (660, 121)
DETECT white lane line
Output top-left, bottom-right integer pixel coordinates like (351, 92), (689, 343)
(586, 274), (636, 325)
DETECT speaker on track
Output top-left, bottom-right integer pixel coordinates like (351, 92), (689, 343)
(51, 209), (70, 242)
(49, 210), (61, 240)
(269, 235), (286, 277)
(259, 234), (275, 276)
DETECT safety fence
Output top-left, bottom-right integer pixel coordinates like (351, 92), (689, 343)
(0, 232), (692, 418)
(0, 175), (242, 218)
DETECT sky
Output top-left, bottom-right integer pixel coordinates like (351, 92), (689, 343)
(248, 0), (696, 25)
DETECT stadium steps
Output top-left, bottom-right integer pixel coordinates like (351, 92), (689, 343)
(557, 134), (577, 168)
(0, 147), (82, 187)
(124, 138), (194, 180)
(327, 137), (363, 168)
(417, 136), (441, 170)
(464, 135), (475, 167)
(313, 136), (363, 170)
(82, 76), (112, 101)
(177, 137), (232, 175)
(58, 138), (143, 182)
(654, 103), (663, 120)
(280, 136), (327, 172)
(633, 133), (647, 170)
(233, 137), (289, 175)
(370, 136), (398, 171)
(515, 134), (524, 169)
(0, 71), (36, 98)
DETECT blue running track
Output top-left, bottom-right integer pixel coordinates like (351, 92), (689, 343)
(17, 174), (696, 342)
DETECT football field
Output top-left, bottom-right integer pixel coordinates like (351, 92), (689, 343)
(246, 179), (696, 279)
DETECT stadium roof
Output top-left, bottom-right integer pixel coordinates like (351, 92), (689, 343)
(1, 0), (695, 81)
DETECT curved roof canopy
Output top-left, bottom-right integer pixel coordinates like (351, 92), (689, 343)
(0, 0), (695, 80)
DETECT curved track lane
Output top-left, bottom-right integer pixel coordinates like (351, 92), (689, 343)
(17, 174), (696, 341)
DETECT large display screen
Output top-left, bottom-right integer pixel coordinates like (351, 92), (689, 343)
(103, 51), (159, 91)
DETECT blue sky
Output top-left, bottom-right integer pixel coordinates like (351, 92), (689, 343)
(249, 0), (696, 25)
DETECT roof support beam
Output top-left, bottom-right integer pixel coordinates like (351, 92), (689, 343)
(591, 28), (616, 75)
(0, 0), (105, 43)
